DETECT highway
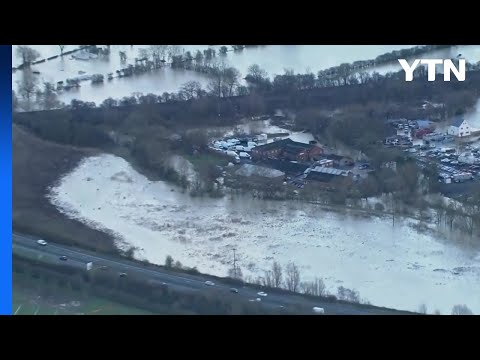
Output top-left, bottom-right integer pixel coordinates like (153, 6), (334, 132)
(12, 233), (413, 315)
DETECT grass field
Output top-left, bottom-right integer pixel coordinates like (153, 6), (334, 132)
(12, 124), (116, 253)
(13, 276), (152, 315)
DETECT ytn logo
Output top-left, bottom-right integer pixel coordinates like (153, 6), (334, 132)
(398, 59), (466, 82)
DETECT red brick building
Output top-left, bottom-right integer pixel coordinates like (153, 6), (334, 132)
(251, 138), (323, 162)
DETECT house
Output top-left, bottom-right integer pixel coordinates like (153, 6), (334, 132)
(251, 138), (323, 162)
(447, 117), (471, 138)
(325, 154), (355, 167)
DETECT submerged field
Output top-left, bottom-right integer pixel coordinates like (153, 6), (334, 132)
(48, 154), (480, 314)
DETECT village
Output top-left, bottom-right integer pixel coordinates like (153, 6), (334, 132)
(205, 113), (480, 197)
(208, 121), (369, 193)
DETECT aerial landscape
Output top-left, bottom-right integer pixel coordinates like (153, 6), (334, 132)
(12, 45), (480, 315)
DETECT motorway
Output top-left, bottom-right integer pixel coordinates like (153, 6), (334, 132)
(12, 233), (413, 315)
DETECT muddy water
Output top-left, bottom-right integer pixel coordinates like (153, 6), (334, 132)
(49, 153), (480, 314)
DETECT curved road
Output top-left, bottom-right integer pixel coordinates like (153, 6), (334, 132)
(12, 233), (413, 315)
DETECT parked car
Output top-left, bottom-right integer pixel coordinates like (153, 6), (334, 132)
(119, 272), (127, 277)
(230, 288), (239, 293)
(257, 291), (268, 297)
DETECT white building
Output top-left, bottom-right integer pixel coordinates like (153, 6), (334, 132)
(447, 117), (471, 138)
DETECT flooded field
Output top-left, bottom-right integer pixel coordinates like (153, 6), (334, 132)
(17, 44), (480, 104)
(48, 154), (480, 314)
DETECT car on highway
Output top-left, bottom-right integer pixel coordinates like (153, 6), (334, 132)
(100, 265), (108, 270)
(36, 239), (47, 246)
(249, 298), (262, 302)
(230, 288), (239, 293)
(205, 281), (215, 286)
(313, 307), (325, 314)
(59, 256), (68, 261)
(257, 291), (268, 297)
(119, 272), (127, 277)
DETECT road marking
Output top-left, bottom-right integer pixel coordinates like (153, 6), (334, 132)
(14, 305), (22, 315)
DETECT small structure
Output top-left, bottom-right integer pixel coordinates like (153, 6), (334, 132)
(447, 117), (471, 138)
(325, 154), (354, 167)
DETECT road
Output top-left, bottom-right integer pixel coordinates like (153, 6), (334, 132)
(12, 233), (413, 315)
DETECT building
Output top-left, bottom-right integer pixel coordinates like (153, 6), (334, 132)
(447, 117), (471, 138)
(304, 166), (351, 187)
(325, 154), (355, 167)
(251, 138), (323, 162)
(261, 158), (309, 176)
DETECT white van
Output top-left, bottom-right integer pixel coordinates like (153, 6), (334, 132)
(312, 307), (325, 314)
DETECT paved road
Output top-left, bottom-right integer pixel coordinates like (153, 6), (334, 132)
(12, 233), (413, 315)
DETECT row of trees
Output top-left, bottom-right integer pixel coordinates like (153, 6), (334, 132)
(231, 260), (365, 304)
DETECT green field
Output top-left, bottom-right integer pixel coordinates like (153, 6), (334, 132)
(13, 277), (152, 315)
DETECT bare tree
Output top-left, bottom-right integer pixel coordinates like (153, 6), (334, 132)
(138, 48), (149, 60)
(418, 303), (428, 314)
(58, 45), (66, 57)
(247, 64), (268, 82)
(16, 45), (40, 65)
(168, 45), (182, 61)
(17, 69), (38, 111)
(224, 67), (241, 96)
(272, 261), (283, 288)
(337, 286), (361, 303)
(180, 81), (203, 100)
(119, 51), (127, 63)
(451, 304), (474, 315)
(300, 277), (326, 296)
(165, 255), (174, 268)
(37, 82), (61, 110)
(262, 270), (274, 287)
(149, 45), (169, 65)
(174, 260), (183, 269)
(285, 262), (300, 292)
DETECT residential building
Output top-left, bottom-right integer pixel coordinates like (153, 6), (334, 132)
(447, 117), (471, 138)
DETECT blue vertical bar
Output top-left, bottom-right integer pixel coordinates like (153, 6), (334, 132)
(0, 45), (12, 315)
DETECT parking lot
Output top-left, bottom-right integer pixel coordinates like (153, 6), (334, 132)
(386, 119), (480, 183)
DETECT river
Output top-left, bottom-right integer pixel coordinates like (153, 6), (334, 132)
(48, 153), (480, 314)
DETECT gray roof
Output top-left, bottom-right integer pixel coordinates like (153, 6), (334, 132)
(416, 120), (433, 129)
(450, 117), (465, 128)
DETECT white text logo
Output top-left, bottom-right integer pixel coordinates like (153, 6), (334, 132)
(398, 59), (465, 82)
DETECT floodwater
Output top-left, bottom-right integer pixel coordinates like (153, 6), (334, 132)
(10, 44), (453, 104)
(49, 153), (480, 314)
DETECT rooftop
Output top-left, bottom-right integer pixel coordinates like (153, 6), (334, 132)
(450, 117), (465, 128)
(253, 138), (313, 152)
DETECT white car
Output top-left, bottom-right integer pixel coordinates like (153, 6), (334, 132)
(205, 281), (215, 286)
(257, 291), (268, 297)
(36, 239), (47, 246)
